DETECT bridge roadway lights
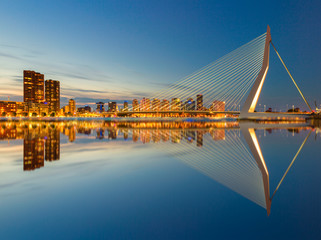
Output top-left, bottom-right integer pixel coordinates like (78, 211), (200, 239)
(116, 111), (240, 117)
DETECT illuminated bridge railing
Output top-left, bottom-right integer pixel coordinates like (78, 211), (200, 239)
(116, 110), (240, 116)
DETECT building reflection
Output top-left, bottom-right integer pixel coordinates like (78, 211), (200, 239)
(0, 120), (318, 215)
(0, 121), (239, 172)
(0, 121), (316, 174)
(96, 128), (104, 139)
(196, 131), (203, 147)
(22, 124), (60, 170)
(45, 125), (60, 161)
(24, 138), (44, 171)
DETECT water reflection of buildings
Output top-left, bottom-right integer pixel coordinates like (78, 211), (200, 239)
(45, 126), (60, 161)
(0, 121), (316, 182)
(0, 121), (236, 172)
(0, 123), (60, 171)
(0, 121), (318, 214)
(23, 125), (60, 170)
(24, 138), (44, 171)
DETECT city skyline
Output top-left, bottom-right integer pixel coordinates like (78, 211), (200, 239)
(0, 0), (320, 111)
(1, 2), (321, 238)
(0, 67), (315, 117)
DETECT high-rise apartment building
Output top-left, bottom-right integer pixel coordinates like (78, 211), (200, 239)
(146, 98), (151, 111)
(184, 98), (195, 111)
(96, 102), (105, 113)
(45, 79), (60, 113)
(161, 99), (170, 111)
(23, 70), (44, 103)
(108, 102), (117, 112)
(123, 101), (128, 111)
(69, 99), (76, 115)
(140, 98), (151, 111)
(152, 98), (160, 111)
(171, 98), (181, 110)
(132, 99), (139, 111)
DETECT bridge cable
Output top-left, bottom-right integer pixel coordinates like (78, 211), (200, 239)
(271, 129), (312, 200)
(270, 41), (312, 112)
(128, 33), (267, 112)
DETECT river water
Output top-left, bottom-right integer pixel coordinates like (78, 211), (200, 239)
(0, 120), (320, 239)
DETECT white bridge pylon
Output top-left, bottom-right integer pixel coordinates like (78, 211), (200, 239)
(240, 25), (311, 119)
(240, 26), (271, 117)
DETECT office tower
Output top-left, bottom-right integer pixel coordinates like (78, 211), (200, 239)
(171, 98), (181, 110)
(96, 102), (105, 113)
(152, 98), (160, 111)
(196, 94), (203, 111)
(23, 70), (44, 103)
(184, 98), (195, 111)
(69, 99), (76, 115)
(144, 98), (151, 111)
(62, 105), (70, 114)
(123, 101), (128, 111)
(160, 99), (170, 111)
(132, 99), (139, 111)
(140, 98), (146, 111)
(108, 102), (117, 112)
(140, 98), (148, 111)
(140, 98), (151, 111)
(45, 79), (60, 113)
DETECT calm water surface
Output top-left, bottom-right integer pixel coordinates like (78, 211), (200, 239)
(0, 120), (320, 239)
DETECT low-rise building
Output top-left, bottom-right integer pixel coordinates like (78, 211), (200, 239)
(0, 101), (17, 116)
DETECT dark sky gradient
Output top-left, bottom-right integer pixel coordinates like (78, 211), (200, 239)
(0, 0), (320, 110)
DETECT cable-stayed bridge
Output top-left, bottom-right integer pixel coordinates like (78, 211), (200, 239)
(116, 26), (312, 119)
(153, 122), (312, 215)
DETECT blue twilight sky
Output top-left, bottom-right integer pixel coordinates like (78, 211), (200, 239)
(0, 0), (320, 110)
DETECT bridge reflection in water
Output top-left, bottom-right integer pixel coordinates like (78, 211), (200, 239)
(0, 121), (315, 214)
